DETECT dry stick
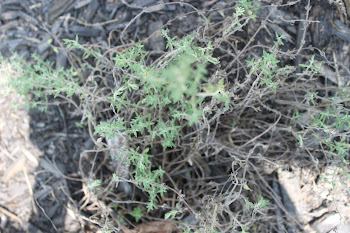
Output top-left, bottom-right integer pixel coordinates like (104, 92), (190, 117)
(24, 5), (77, 70)
(59, 15), (127, 27)
(202, 0), (219, 7)
(164, 185), (197, 216)
(0, 206), (22, 223)
(22, 166), (38, 216)
(295, 0), (311, 55)
(226, 8), (275, 70)
(332, 51), (342, 88)
(257, 98), (294, 121)
(57, 94), (82, 113)
(105, 7), (204, 62)
(164, 172), (180, 192)
(182, 108), (225, 140)
(88, 119), (98, 146)
(120, 0), (143, 9)
(33, 197), (59, 232)
(93, 154), (108, 176)
(249, 162), (304, 229)
(120, 1), (206, 45)
(59, 179), (86, 230)
(236, 70), (264, 118)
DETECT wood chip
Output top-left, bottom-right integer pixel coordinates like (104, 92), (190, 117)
(48, 0), (76, 22)
(74, 0), (92, 9)
(82, 0), (99, 22)
(2, 156), (26, 183)
(69, 25), (101, 37)
(0, 206), (22, 223)
(22, 148), (39, 165)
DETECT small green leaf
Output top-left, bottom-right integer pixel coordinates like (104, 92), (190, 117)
(257, 194), (269, 210)
(118, 215), (125, 223)
(243, 183), (252, 191)
(164, 210), (179, 220)
(47, 39), (53, 44)
(298, 134), (303, 147)
(101, 230), (113, 233)
(244, 199), (253, 207)
(88, 179), (101, 190)
(113, 173), (119, 183)
(131, 207), (143, 222)
(129, 83), (139, 90)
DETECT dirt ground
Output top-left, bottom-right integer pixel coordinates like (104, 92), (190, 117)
(0, 65), (40, 232)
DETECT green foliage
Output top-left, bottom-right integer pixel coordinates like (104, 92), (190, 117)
(224, 5), (252, 36)
(244, 194), (269, 211)
(99, 29), (226, 149)
(312, 99), (350, 165)
(131, 207), (143, 222)
(92, 31), (229, 211)
(101, 230), (113, 233)
(128, 147), (166, 211)
(256, 194), (269, 210)
(275, 33), (286, 46)
(299, 55), (321, 73)
(0, 52), (80, 110)
(294, 79), (350, 191)
(118, 215), (126, 224)
(0, 31), (226, 215)
(91, 30), (229, 213)
(237, 0), (261, 16)
(3, 12), (349, 232)
(239, 225), (250, 233)
(293, 108), (301, 120)
(164, 210), (180, 220)
(245, 33), (294, 92)
(88, 179), (102, 190)
(63, 35), (102, 59)
(95, 119), (126, 140)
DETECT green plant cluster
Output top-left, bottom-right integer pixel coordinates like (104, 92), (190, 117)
(1, 0), (350, 231)
(0, 29), (230, 213)
(93, 30), (231, 211)
(0, 52), (80, 111)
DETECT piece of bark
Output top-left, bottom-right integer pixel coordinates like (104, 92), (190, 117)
(278, 169), (307, 224)
(148, 21), (165, 51)
(133, 0), (158, 7)
(48, 0), (75, 22)
(332, 19), (350, 43)
(69, 25), (101, 37)
(82, 0), (99, 22)
(74, 0), (92, 9)
(1, 11), (20, 21)
(37, 34), (52, 54)
(56, 48), (67, 69)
